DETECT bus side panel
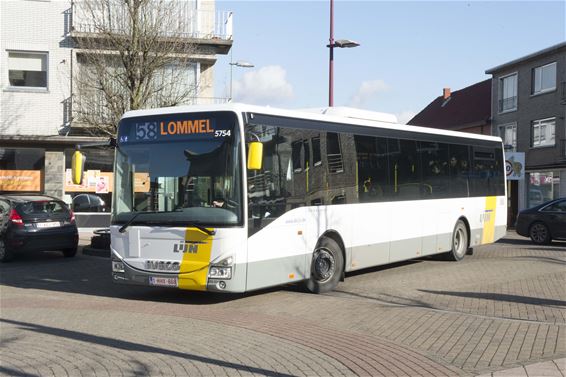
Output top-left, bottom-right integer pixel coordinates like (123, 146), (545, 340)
(348, 203), (391, 271)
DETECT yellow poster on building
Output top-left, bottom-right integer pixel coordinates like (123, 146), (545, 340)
(0, 170), (42, 192)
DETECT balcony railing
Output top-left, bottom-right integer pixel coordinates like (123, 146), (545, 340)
(498, 96), (517, 113)
(70, 1), (233, 40)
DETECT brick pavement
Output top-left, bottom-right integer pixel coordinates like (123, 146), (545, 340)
(1, 232), (565, 376)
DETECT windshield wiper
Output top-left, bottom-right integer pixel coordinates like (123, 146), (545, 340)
(118, 210), (215, 235)
(118, 211), (152, 233)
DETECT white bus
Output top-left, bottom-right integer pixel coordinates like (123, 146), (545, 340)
(99, 103), (506, 293)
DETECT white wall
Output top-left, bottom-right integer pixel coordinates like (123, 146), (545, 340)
(1, 0), (72, 136)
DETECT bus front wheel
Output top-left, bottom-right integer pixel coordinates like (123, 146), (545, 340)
(305, 237), (344, 294)
(447, 220), (468, 261)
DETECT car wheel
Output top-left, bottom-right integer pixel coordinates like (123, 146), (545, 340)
(446, 220), (468, 261)
(529, 222), (551, 245)
(62, 247), (78, 258)
(304, 237), (344, 294)
(0, 239), (13, 262)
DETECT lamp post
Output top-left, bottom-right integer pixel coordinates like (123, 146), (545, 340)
(328, 0), (359, 107)
(229, 60), (254, 102)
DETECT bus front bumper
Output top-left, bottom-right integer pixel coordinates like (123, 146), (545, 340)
(111, 257), (245, 293)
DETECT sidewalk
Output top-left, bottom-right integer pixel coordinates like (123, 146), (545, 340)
(477, 358), (566, 377)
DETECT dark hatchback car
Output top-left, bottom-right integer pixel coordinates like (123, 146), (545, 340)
(0, 195), (78, 262)
(516, 197), (566, 245)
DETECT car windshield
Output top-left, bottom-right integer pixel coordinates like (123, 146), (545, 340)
(113, 111), (242, 226)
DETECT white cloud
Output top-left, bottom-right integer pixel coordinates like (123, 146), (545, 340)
(232, 65), (293, 105)
(396, 110), (417, 125)
(349, 80), (390, 107)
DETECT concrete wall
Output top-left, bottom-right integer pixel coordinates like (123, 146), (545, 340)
(0, 0), (71, 136)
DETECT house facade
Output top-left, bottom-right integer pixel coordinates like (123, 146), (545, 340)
(0, 0), (232, 225)
(486, 42), (566, 214)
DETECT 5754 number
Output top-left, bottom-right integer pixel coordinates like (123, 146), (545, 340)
(214, 130), (231, 137)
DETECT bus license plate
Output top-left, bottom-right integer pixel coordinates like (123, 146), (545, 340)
(149, 276), (178, 287)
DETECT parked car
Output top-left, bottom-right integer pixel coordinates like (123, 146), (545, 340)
(0, 194), (78, 262)
(516, 197), (566, 245)
(72, 193), (107, 212)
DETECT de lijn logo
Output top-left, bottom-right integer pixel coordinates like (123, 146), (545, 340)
(173, 241), (203, 254)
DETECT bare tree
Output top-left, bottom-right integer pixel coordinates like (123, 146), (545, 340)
(72, 0), (202, 136)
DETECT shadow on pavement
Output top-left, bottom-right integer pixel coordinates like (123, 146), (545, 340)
(0, 250), (284, 305)
(418, 289), (566, 308)
(0, 318), (293, 377)
(497, 237), (566, 247)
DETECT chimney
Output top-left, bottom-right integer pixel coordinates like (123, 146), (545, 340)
(443, 87), (451, 99)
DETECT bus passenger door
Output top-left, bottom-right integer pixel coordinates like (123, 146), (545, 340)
(246, 207), (308, 291)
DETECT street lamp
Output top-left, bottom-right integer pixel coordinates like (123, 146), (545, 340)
(328, 0), (360, 107)
(229, 60), (254, 102)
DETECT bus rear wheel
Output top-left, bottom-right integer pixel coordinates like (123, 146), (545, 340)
(305, 237), (344, 294)
(447, 220), (468, 261)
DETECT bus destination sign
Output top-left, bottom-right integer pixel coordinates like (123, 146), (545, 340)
(119, 117), (231, 144)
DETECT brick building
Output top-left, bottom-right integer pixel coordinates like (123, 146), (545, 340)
(407, 79), (492, 135)
(486, 42), (566, 215)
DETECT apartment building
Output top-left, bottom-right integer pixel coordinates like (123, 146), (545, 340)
(486, 42), (566, 214)
(0, 0), (232, 224)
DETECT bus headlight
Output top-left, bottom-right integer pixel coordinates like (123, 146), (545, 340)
(208, 266), (232, 279)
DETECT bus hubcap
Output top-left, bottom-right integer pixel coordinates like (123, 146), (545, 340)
(313, 248), (335, 282)
(454, 228), (465, 256)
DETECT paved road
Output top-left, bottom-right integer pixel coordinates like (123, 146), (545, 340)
(1, 233), (564, 376)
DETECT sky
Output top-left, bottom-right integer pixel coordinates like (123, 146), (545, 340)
(213, 1), (565, 124)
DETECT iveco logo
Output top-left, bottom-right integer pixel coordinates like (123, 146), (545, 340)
(145, 260), (180, 272)
(173, 241), (202, 254)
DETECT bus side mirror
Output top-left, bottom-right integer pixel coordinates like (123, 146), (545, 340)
(71, 150), (86, 185)
(247, 142), (263, 170)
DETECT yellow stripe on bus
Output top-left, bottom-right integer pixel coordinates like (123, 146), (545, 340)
(178, 228), (214, 291)
(481, 196), (497, 244)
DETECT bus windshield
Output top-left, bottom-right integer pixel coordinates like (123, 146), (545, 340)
(113, 111), (242, 226)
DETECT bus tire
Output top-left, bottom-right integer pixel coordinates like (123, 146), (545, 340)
(447, 220), (468, 261)
(305, 237), (344, 294)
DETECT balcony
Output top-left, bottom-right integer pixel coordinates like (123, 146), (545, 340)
(68, 1), (232, 54)
(561, 139), (566, 161)
(498, 96), (517, 113)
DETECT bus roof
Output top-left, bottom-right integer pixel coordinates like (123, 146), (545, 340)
(121, 103), (503, 144)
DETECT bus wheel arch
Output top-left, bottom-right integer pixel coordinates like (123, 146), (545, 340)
(319, 230), (346, 270)
(304, 232), (345, 293)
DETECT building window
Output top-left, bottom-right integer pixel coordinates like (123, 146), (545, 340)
(498, 123), (517, 151)
(531, 118), (555, 148)
(499, 73), (517, 113)
(8, 51), (48, 88)
(532, 62), (556, 95)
